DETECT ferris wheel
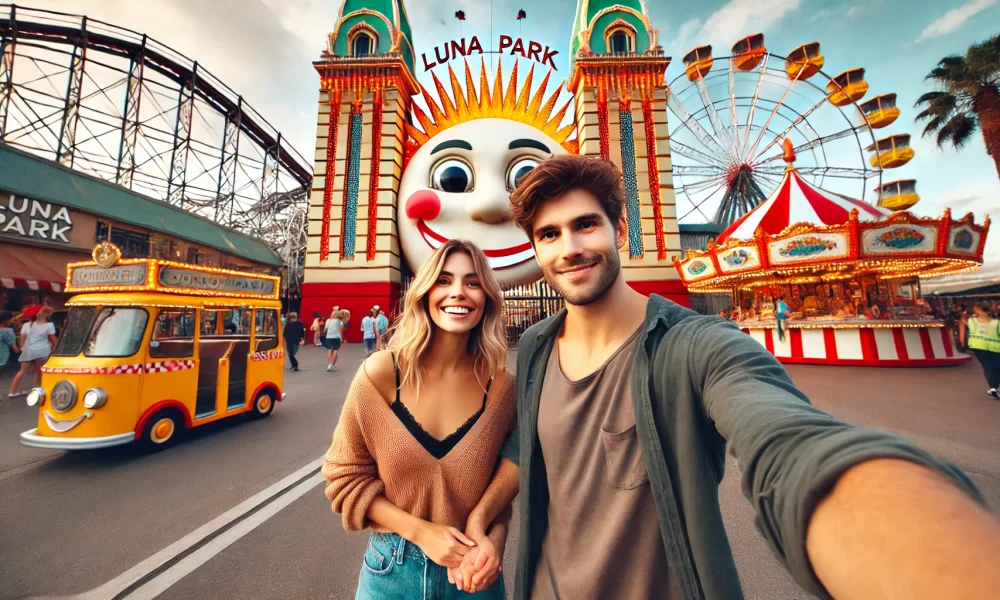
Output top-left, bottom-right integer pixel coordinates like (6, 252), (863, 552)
(667, 35), (912, 226)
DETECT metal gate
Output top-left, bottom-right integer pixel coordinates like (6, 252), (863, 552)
(397, 276), (564, 346)
(502, 280), (564, 346)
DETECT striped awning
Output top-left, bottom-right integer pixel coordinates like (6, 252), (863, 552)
(0, 243), (68, 293)
(716, 167), (889, 244)
(0, 277), (62, 292)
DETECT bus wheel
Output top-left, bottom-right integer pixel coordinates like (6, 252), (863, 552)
(248, 390), (275, 420)
(138, 410), (183, 452)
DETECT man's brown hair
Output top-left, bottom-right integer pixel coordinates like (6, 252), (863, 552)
(509, 154), (625, 236)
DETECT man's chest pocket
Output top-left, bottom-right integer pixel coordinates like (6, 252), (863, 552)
(599, 424), (649, 490)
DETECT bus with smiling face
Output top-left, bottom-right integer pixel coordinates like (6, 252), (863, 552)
(19, 242), (285, 451)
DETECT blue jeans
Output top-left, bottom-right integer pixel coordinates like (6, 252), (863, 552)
(364, 338), (376, 352)
(776, 317), (788, 342)
(286, 341), (300, 369)
(355, 532), (505, 600)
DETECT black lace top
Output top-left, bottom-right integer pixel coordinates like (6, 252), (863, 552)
(390, 354), (491, 459)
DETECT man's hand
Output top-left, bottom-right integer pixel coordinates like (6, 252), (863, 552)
(448, 522), (506, 593)
(411, 522), (476, 568)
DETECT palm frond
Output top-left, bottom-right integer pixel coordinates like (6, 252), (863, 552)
(967, 34), (1000, 85)
(920, 114), (951, 137)
(914, 90), (950, 105)
(936, 113), (979, 149)
(927, 55), (974, 87)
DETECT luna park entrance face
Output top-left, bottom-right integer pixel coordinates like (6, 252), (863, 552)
(399, 277), (564, 347)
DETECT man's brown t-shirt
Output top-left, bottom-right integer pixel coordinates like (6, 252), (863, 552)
(531, 329), (673, 599)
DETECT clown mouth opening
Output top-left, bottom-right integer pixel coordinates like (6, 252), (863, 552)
(417, 220), (535, 269)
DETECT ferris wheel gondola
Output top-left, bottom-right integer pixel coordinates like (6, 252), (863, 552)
(668, 35), (917, 226)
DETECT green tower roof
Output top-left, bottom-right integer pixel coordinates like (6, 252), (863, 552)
(569, 0), (657, 64)
(331, 0), (415, 74)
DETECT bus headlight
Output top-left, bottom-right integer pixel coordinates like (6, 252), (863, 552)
(26, 388), (45, 407)
(83, 388), (108, 409)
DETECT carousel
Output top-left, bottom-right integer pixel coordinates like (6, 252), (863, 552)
(674, 140), (991, 367)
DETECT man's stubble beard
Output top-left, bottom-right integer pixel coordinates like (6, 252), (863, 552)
(542, 244), (621, 306)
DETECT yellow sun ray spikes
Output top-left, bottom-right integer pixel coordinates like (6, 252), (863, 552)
(460, 62), (477, 115)
(542, 100), (572, 138)
(477, 57), (490, 118)
(408, 59), (576, 151)
(447, 65), (469, 118)
(537, 81), (565, 124)
(514, 65), (534, 115)
(490, 61), (505, 117)
(420, 85), (448, 130)
(502, 60), (520, 115)
(430, 70), (460, 128)
(527, 70), (551, 117)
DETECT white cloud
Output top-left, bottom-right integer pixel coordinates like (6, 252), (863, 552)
(810, 4), (867, 23)
(915, 0), (998, 43)
(672, 0), (802, 55)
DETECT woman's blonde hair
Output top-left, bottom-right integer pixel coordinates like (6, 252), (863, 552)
(387, 239), (507, 399)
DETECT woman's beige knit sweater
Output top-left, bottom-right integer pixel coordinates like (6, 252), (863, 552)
(322, 365), (516, 532)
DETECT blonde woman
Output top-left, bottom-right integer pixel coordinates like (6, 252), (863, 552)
(323, 308), (345, 372)
(8, 305), (57, 397)
(323, 239), (515, 599)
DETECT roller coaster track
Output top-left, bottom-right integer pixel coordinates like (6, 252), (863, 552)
(0, 4), (311, 258)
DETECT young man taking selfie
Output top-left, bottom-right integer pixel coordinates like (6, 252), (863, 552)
(455, 155), (1000, 600)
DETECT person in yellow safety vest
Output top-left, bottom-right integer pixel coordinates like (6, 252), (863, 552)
(961, 302), (1000, 400)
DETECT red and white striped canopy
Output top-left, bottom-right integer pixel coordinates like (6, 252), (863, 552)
(716, 167), (889, 244)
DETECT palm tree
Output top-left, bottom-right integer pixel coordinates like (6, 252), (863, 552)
(914, 34), (1000, 178)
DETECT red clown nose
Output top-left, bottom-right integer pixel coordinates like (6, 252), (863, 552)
(405, 189), (441, 221)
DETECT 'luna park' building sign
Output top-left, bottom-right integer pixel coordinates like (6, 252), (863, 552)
(301, 1), (683, 335)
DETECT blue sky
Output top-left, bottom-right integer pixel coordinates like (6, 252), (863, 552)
(28, 0), (1000, 261)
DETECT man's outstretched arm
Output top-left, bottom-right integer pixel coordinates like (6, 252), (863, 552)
(688, 319), (997, 599)
(807, 458), (1000, 600)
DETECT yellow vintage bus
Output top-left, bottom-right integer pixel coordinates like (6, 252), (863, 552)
(20, 243), (285, 451)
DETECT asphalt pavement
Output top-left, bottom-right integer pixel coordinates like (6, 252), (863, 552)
(0, 342), (997, 600)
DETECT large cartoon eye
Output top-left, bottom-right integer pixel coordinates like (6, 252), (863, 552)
(430, 159), (474, 193)
(507, 157), (540, 191)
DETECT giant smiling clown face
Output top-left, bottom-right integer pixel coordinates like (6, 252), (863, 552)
(398, 118), (568, 287)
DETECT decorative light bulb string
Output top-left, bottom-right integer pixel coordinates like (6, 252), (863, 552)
(366, 89), (383, 261)
(320, 91), (341, 263)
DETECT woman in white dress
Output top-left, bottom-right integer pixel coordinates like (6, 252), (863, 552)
(8, 306), (57, 397)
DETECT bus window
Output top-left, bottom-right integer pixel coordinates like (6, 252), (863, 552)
(255, 309), (279, 351)
(220, 309), (252, 336)
(150, 309), (196, 358)
(201, 310), (219, 335)
(53, 306), (98, 357)
(83, 308), (149, 358)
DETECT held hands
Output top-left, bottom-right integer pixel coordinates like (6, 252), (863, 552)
(412, 521), (477, 568)
(447, 522), (506, 593)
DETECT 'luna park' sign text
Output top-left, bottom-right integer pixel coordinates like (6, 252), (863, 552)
(422, 35), (558, 71)
(0, 193), (73, 244)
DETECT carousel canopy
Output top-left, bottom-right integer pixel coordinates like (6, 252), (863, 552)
(716, 164), (888, 244)
(673, 140), (990, 292)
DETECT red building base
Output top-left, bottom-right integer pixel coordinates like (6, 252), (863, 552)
(300, 281), (402, 343)
(627, 279), (690, 307)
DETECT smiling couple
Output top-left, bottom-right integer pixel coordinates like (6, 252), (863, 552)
(322, 155), (1000, 600)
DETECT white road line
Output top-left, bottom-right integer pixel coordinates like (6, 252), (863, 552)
(60, 456), (326, 600)
(122, 472), (325, 600)
(0, 455), (62, 482)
